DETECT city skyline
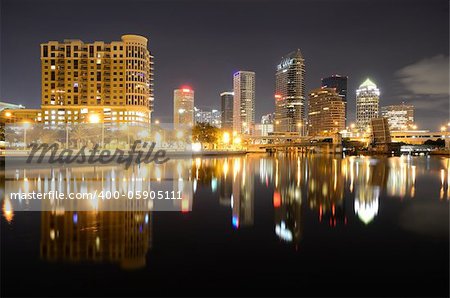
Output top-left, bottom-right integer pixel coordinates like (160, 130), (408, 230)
(1, 0), (448, 130)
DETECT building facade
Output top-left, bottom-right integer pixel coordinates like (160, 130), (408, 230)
(356, 78), (380, 131)
(274, 50), (306, 134)
(174, 87), (194, 127)
(381, 103), (414, 131)
(40, 34), (154, 126)
(220, 92), (234, 130)
(233, 71), (255, 135)
(321, 75), (348, 125)
(194, 107), (221, 127)
(308, 87), (345, 136)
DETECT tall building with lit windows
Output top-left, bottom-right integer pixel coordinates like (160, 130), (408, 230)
(321, 75), (348, 125)
(356, 78), (380, 131)
(174, 87), (194, 127)
(40, 34), (154, 125)
(308, 87), (345, 136)
(220, 91), (234, 130)
(381, 102), (415, 131)
(233, 71), (255, 134)
(274, 49), (306, 134)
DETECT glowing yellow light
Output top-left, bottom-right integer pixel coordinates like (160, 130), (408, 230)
(233, 137), (241, 145)
(440, 126), (446, 132)
(5, 111), (12, 117)
(176, 130), (184, 139)
(88, 113), (101, 124)
(155, 119), (160, 125)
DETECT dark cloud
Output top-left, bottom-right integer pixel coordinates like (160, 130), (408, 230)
(396, 55), (449, 96)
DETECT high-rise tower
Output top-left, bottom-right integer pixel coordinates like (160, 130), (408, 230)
(274, 50), (305, 134)
(356, 78), (380, 131)
(233, 71), (255, 134)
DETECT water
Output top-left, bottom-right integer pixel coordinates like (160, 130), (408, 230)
(1, 154), (449, 297)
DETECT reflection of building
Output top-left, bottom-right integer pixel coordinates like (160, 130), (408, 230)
(40, 34), (154, 125)
(233, 71), (255, 134)
(356, 78), (380, 131)
(321, 75), (348, 125)
(220, 92), (234, 130)
(306, 156), (345, 226)
(381, 103), (414, 131)
(274, 50), (306, 134)
(40, 211), (152, 270)
(352, 157), (388, 224)
(231, 157), (254, 228)
(273, 157), (303, 244)
(174, 87), (194, 127)
(308, 87), (345, 136)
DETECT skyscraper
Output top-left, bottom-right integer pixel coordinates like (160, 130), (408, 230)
(308, 87), (345, 136)
(40, 34), (154, 125)
(274, 49), (306, 134)
(381, 103), (415, 131)
(174, 87), (194, 127)
(356, 78), (380, 131)
(233, 71), (255, 134)
(321, 75), (348, 125)
(220, 91), (234, 130)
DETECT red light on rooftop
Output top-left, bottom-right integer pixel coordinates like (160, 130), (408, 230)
(181, 86), (192, 93)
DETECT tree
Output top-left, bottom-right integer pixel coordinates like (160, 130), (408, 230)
(424, 138), (445, 147)
(192, 122), (219, 145)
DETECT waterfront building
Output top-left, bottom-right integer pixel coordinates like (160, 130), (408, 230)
(194, 107), (221, 127)
(381, 102), (414, 131)
(321, 75), (348, 125)
(308, 87), (345, 136)
(40, 34), (154, 126)
(356, 78), (380, 131)
(0, 104), (40, 124)
(174, 87), (194, 127)
(274, 50), (306, 134)
(233, 71), (255, 134)
(220, 91), (234, 130)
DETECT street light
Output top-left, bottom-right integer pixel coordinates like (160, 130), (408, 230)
(440, 126), (446, 132)
(88, 113), (104, 148)
(223, 132), (230, 144)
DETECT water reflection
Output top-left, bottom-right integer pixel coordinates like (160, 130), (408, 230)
(40, 211), (151, 270)
(2, 154), (449, 269)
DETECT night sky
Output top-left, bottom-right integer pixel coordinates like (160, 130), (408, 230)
(1, 0), (449, 129)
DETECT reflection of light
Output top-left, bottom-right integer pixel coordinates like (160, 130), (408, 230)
(441, 169), (445, 186)
(73, 212), (78, 224)
(223, 160), (229, 177)
(232, 215), (239, 229)
(2, 198), (14, 223)
(275, 221), (293, 242)
(273, 191), (281, 208)
(145, 213), (149, 224)
(354, 188), (379, 225)
(211, 178), (218, 192)
(50, 229), (55, 240)
(95, 236), (100, 250)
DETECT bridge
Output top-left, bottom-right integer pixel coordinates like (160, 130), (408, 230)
(243, 133), (343, 153)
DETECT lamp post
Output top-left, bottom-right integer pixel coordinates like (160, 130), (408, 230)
(89, 113), (104, 148)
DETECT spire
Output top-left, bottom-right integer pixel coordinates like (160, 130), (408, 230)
(359, 78), (376, 88)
